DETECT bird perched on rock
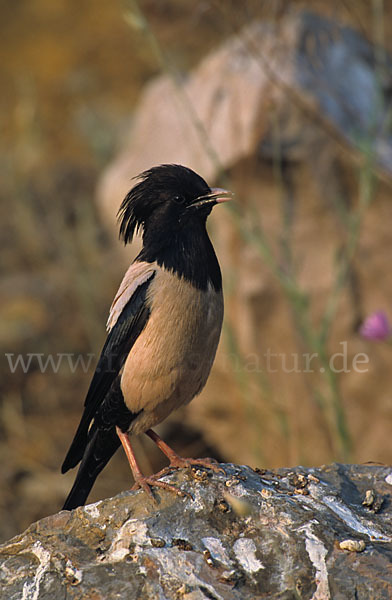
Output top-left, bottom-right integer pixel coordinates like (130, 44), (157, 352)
(61, 164), (231, 510)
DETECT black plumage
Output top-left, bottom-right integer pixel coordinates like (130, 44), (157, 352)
(62, 277), (153, 472)
(119, 164), (222, 290)
(62, 164), (230, 510)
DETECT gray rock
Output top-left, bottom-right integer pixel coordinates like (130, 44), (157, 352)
(1, 463), (392, 599)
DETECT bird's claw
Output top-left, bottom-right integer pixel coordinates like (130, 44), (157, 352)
(166, 456), (225, 474)
(131, 475), (191, 501)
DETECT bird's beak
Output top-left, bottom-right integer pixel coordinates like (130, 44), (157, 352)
(209, 188), (232, 204)
(188, 188), (233, 210)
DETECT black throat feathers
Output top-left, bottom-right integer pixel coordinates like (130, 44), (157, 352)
(137, 221), (222, 292)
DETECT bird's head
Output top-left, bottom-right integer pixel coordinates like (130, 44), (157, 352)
(118, 164), (231, 245)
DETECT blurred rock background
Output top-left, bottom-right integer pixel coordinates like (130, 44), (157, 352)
(2, 0), (392, 542)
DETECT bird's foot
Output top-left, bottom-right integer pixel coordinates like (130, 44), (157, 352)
(116, 426), (191, 502)
(165, 455), (225, 474)
(145, 429), (225, 475)
(131, 473), (191, 501)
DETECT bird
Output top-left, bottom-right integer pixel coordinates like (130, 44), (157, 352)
(61, 164), (231, 510)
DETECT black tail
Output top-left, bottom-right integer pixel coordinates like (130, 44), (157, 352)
(61, 415), (92, 474)
(62, 426), (121, 510)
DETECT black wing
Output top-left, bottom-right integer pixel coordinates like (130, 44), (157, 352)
(61, 271), (155, 474)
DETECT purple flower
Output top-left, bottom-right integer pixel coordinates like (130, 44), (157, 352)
(359, 311), (391, 341)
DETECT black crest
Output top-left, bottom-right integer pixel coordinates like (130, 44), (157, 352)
(118, 164), (210, 244)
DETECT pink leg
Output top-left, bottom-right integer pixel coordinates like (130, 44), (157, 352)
(116, 426), (188, 501)
(145, 428), (224, 474)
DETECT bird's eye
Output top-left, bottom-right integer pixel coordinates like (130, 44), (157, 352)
(173, 194), (185, 204)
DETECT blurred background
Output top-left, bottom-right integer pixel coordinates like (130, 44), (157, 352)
(2, 0), (392, 542)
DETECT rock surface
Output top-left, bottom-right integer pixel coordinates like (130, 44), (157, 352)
(1, 463), (392, 599)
